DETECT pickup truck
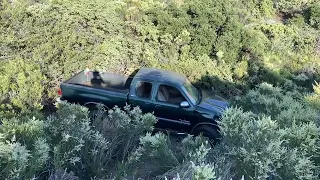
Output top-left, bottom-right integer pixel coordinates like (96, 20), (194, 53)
(57, 67), (229, 143)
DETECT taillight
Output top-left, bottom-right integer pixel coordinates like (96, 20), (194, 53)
(57, 88), (62, 96)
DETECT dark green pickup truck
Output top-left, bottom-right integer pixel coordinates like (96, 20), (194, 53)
(58, 67), (229, 142)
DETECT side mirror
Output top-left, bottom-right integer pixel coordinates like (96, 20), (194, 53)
(180, 101), (190, 108)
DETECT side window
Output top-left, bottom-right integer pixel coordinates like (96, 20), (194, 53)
(156, 84), (186, 105)
(135, 81), (153, 99)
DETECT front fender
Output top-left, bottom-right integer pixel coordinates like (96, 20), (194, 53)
(191, 122), (219, 134)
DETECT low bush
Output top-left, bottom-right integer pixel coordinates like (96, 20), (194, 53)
(0, 58), (45, 118)
(218, 83), (320, 179)
(305, 82), (320, 110)
(273, 0), (317, 13)
(126, 132), (219, 180)
(0, 102), (221, 179)
(309, 2), (320, 29)
(0, 116), (49, 179)
(0, 102), (156, 179)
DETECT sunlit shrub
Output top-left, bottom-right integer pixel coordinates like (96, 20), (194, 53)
(0, 58), (45, 117)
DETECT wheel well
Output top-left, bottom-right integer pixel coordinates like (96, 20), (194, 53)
(191, 123), (219, 134)
(84, 102), (108, 110)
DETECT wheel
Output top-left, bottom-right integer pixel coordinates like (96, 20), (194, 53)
(86, 104), (108, 127)
(193, 125), (221, 146)
(88, 109), (99, 120)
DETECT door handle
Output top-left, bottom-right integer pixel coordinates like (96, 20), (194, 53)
(155, 105), (161, 108)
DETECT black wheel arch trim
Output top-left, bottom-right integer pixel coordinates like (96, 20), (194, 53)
(191, 122), (219, 134)
(84, 102), (109, 110)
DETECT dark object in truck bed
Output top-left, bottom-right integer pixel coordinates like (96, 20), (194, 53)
(66, 70), (133, 93)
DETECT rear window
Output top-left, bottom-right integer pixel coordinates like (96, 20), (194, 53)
(135, 81), (153, 99)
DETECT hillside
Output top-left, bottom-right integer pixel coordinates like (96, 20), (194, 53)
(1, 0), (320, 179)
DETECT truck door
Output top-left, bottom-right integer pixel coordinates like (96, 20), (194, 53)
(128, 80), (155, 114)
(152, 84), (193, 132)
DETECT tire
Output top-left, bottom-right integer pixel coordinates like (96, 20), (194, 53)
(86, 104), (106, 126)
(193, 125), (221, 146)
(85, 104), (108, 120)
(88, 109), (99, 120)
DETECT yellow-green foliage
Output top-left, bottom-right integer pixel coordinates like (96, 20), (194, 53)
(1, 0), (320, 105)
(0, 116), (49, 179)
(0, 58), (45, 116)
(309, 2), (320, 29)
(274, 0), (317, 12)
(0, 102), (219, 179)
(0, 0), (142, 98)
(305, 82), (320, 110)
(222, 84), (320, 179)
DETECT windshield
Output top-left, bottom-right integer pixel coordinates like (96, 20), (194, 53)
(183, 80), (200, 105)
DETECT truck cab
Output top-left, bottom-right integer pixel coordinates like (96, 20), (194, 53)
(127, 68), (226, 133)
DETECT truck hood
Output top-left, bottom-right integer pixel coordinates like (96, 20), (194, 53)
(196, 91), (229, 115)
(197, 98), (229, 114)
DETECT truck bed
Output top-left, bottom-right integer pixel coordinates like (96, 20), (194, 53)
(66, 70), (133, 93)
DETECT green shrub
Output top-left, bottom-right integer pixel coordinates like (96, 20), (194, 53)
(219, 107), (285, 179)
(233, 83), (320, 155)
(225, 84), (320, 179)
(309, 2), (320, 29)
(0, 116), (44, 150)
(45, 102), (109, 179)
(46, 102), (158, 179)
(0, 133), (50, 179)
(90, 104), (157, 172)
(219, 107), (320, 179)
(0, 58), (45, 117)
(273, 0), (317, 13)
(48, 169), (79, 180)
(233, 83), (317, 123)
(305, 82), (320, 110)
(126, 132), (180, 177)
(126, 132), (218, 179)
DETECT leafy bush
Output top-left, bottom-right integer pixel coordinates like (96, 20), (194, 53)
(233, 83), (318, 124)
(0, 58), (45, 117)
(1, 0), (320, 104)
(305, 82), (320, 110)
(309, 2), (320, 29)
(0, 0), (141, 99)
(219, 107), (319, 179)
(88, 104), (157, 178)
(48, 169), (79, 180)
(0, 102), (159, 179)
(126, 132), (219, 179)
(273, 0), (317, 13)
(219, 107), (285, 179)
(44, 102), (109, 179)
(221, 83), (320, 179)
(0, 117), (50, 179)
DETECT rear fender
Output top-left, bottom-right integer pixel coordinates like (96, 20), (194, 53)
(84, 102), (109, 110)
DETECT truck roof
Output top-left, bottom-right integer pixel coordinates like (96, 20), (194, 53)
(134, 67), (187, 85)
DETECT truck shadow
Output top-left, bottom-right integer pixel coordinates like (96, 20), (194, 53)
(193, 74), (244, 101)
(192, 60), (320, 101)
